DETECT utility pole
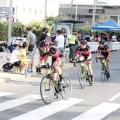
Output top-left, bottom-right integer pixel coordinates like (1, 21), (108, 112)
(8, 0), (13, 46)
(75, 1), (78, 21)
(44, 0), (47, 27)
(71, 0), (73, 19)
(92, 0), (96, 26)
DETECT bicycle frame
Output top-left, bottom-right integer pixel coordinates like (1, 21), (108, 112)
(45, 67), (59, 92)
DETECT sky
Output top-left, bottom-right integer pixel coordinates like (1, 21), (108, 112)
(59, 0), (120, 5)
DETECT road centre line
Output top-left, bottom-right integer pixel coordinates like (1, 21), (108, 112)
(10, 98), (84, 120)
(109, 93), (120, 101)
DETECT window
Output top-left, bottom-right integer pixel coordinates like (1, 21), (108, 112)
(23, 8), (26, 14)
(29, 9), (31, 15)
(40, 10), (42, 16)
(35, 9), (37, 16)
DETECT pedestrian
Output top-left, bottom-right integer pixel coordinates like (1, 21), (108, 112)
(38, 27), (48, 55)
(68, 30), (76, 62)
(55, 30), (65, 54)
(26, 27), (36, 72)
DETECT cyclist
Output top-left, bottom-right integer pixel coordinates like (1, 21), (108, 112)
(74, 40), (94, 84)
(39, 40), (64, 97)
(96, 40), (110, 78)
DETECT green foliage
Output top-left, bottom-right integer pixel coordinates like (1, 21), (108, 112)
(27, 20), (52, 39)
(0, 22), (8, 41)
(12, 22), (25, 37)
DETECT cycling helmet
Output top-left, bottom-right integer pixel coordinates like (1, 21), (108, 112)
(80, 40), (87, 45)
(99, 40), (105, 44)
(39, 40), (48, 47)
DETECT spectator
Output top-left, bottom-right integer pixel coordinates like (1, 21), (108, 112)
(20, 42), (31, 75)
(55, 30), (64, 53)
(26, 27), (36, 72)
(51, 33), (56, 43)
(39, 27), (48, 43)
(46, 32), (52, 46)
(85, 33), (90, 41)
(95, 35), (99, 42)
(75, 31), (78, 51)
(10, 44), (21, 71)
(68, 30), (76, 62)
(112, 33), (117, 42)
(38, 27), (48, 55)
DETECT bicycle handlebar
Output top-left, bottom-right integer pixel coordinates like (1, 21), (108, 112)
(71, 59), (88, 67)
(96, 57), (105, 63)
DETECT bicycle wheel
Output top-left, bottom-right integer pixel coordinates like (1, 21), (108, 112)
(60, 74), (72, 100)
(101, 64), (105, 82)
(40, 76), (54, 104)
(78, 67), (86, 89)
(105, 69), (109, 81)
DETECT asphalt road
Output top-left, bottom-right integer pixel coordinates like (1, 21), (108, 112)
(0, 50), (120, 120)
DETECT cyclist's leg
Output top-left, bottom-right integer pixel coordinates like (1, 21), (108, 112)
(106, 56), (110, 78)
(87, 60), (94, 83)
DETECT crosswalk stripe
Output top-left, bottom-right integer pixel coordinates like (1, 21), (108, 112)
(72, 102), (120, 120)
(10, 98), (84, 120)
(0, 95), (41, 112)
(0, 92), (13, 97)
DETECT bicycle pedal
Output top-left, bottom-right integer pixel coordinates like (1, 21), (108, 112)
(45, 89), (51, 91)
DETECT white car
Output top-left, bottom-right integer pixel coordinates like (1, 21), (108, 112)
(11, 37), (26, 46)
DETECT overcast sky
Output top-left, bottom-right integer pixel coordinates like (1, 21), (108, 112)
(59, 0), (120, 5)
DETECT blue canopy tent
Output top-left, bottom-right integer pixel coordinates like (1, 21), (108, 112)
(92, 19), (120, 31)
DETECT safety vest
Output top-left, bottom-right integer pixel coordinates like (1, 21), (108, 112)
(68, 34), (76, 44)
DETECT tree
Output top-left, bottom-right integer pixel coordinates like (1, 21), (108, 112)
(12, 22), (25, 37)
(27, 20), (52, 39)
(0, 22), (8, 41)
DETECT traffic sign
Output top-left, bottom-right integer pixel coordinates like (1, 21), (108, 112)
(0, 7), (15, 16)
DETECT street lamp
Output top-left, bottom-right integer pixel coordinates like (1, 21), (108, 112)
(8, 0), (13, 46)
(92, 0), (108, 26)
(44, 0), (47, 27)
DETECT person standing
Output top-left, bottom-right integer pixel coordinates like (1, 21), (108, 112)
(68, 30), (76, 62)
(26, 27), (36, 72)
(112, 33), (117, 42)
(55, 30), (65, 53)
(38, 27), (48, 55)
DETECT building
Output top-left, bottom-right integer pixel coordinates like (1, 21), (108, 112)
(59, 0), (120, 26)
(0, 0), (59, 24)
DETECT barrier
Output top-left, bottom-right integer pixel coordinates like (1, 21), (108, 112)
(87, 42), (120, 52)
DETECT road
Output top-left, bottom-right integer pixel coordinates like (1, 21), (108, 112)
(0, 50), (120, 120)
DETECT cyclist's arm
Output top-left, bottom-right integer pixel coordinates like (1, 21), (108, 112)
(96, 47), (100, 58)
(87, 50), (91, 60)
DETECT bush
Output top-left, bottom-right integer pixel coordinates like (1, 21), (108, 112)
(12, 22), (25, 37)
(0, 22), (8, 41)
(27, 20), (52, 39)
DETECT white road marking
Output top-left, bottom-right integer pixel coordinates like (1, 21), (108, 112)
(72, 102), (120, 120)
(0, 95), (41, 112)
(10, 98), (84, 120)
(0, 92), (13, 97)
(109, 93), (120, 101)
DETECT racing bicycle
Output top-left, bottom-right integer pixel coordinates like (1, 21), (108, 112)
(96, 57), (109, 82)
(40, 63), (72, 104)
(73, 59), (93, 89)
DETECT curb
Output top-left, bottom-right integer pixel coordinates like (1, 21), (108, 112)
(30, 65), (74, 77)
(0, 65), (74, 81)
(0, 78), (4, 83)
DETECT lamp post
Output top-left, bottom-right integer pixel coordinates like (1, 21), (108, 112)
(92, 0), (108, 26)
(44, 0), (47, 27)
(8, 0), (13, 46)
(75, 0), (78, 21)
(92, 0), (97, 26)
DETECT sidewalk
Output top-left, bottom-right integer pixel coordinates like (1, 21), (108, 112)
(0, 50), (73, 82)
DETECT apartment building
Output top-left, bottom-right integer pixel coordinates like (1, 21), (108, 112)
(0, 0), (59, 23)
